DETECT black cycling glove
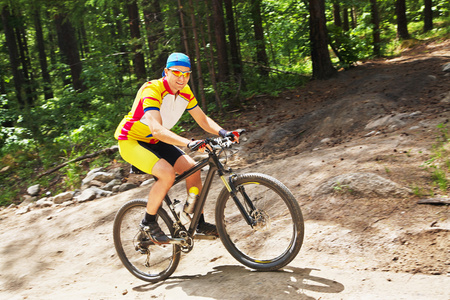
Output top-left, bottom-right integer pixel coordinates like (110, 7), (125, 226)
(219, 129), (239, 143)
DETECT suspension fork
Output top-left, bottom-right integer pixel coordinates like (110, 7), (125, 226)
(214, 155), (256, 227)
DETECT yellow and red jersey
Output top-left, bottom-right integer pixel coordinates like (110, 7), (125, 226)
(114, 77), (198, 143)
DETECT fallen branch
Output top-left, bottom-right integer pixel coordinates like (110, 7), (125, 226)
(417, 198), (450, 205)
(37, 145), (119, 178)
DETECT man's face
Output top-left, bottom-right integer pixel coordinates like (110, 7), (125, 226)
(164, 65), (191, 93)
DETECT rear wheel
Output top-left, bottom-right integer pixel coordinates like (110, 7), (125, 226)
(113, 199), (180, 282)
(215, 173), (304, 271)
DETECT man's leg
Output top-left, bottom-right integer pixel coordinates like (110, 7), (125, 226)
(141, 159), (175, 244)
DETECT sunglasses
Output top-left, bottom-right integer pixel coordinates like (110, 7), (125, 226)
(168, 68), (192, 78)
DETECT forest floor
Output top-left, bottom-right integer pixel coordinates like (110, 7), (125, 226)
(0, 39), (450, 299)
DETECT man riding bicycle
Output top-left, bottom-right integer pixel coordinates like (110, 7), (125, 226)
(114, 53), (238, 244)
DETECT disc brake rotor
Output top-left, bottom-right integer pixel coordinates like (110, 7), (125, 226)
(251, 210), (271, 232)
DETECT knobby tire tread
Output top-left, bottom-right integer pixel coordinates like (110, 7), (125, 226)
(113, 199), (180, 282)
(215, 173), (304, 271)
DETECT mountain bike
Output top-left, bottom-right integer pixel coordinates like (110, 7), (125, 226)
(113, 130), (304, 282)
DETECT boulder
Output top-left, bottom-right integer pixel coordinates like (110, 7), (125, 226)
(76, 189), (97, 203)
(140, 178), (154, 186)
(15, 205), (30, 215)
(313, 172), (411, 198)
(119, 183), (138, 192)
(53, 191), (74, 204)
(36, 198), (53, 208)
(103, 179), (122, 191)
(443, 62), (450, 72)
(82, 171), (116, 186)
(27, 184), (40, 196)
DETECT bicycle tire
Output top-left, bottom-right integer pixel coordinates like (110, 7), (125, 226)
(215, 173), (304, 271)
(113, 199), (180, 282)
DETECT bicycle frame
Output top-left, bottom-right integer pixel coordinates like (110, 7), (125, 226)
(163, 146), (255, 238)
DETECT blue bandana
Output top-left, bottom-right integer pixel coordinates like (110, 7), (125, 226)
(162, 53), (191, 77)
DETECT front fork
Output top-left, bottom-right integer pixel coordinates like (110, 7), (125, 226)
(222, 173), (257, 227)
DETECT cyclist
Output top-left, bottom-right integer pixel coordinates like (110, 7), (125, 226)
(114, 52), (238, 244)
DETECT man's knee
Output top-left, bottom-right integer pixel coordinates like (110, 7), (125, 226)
(153, 161), (176, 183)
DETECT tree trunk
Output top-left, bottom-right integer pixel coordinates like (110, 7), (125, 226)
(15, 13), (35, 106)
(177, 0), (196, 93)
(1, 6), (26, 108)
(112, 5), (129, 83)
(177, 0), (191, 57)
(211, 0), (230, 83)
(202, 0), (222, 110)
(351, 7), (357, 29)
(309, 0), (337, 80)
(369, 0), (381, 57)
(395, 0), (409, 39)
(342, 7), (350, 31)
(54, 13), (87, 93)
(33, 8), (54, 100)
(423, 0), (433, 32)
(127, 1), (146, 82)
(224, 0), (242, 77)
(250, 0), (269, 77)
(333, 3), (342, 27)
(78, 22), (89, 59)
(142, 0), (166, 78)
(188, 0), (206, 111)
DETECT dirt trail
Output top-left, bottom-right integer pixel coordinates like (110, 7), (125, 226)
(1, 40), (450, 299)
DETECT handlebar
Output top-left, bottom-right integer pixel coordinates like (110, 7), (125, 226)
(190, 129), (246, 153)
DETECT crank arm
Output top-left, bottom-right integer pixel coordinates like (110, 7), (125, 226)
(168, 237), (189, 246)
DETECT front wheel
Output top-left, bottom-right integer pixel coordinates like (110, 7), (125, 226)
(215, 173), (304, 271)
(113, 199), (180, 282)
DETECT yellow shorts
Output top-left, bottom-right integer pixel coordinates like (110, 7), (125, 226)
(118, 139), (185, 174)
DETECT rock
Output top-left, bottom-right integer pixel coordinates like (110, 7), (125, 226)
(119, 183), (138, 192)
(0, 165), (10, 173)
(27, 184), (40, 196)
(82, 171), (116, 186)
(109, 167), (124, 179)
(91, 187), (113, 197)
(103, 179), (122, 191)
(440, 91), (450, 103)
(61, 200), (75, 207)
(313, 172), (411, 198)
(36, 198), (53, 208)
(15, 205), (30, 215)
(53, 191), (74, 204)
(76, 189), (97, 203)
(443, 62), (450, 72)
(140, 178), (154, 186)
(365, 112), (421, 131)
(19, 195), (34, 207)
(86, 167), (105, 177)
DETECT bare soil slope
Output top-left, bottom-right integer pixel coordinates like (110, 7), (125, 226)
(0, 40), (449, 299)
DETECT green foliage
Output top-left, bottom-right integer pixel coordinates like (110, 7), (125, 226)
(333, 181), (353, 194)
(328, 25), (373, 68)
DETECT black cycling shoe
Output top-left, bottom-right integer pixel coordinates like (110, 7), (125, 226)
(140, 220), (170, 244)
(196, 222), (219, 237)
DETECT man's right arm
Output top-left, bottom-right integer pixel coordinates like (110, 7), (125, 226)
(145, 110), (191, 147)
